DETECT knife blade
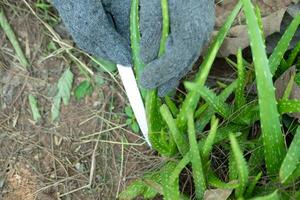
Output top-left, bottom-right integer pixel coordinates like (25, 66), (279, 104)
(117, 64), (150, 146)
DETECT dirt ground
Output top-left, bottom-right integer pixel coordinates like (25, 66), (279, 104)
(0, 0), (255, 199)
(0, 1), (167, 199)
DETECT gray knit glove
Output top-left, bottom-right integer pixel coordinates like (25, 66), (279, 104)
(52, 0), (215, 96)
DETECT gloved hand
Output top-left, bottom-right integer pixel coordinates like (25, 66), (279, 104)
(52, 0), (215, 96)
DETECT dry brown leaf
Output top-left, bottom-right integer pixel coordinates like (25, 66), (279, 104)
(204, 189), (233, 200)
(217, 8), (287, 57)
(215, 0), (293, 57)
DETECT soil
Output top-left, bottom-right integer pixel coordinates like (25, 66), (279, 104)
(0, 1), (158, 199)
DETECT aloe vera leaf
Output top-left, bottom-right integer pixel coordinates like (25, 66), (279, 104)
(198, 125), (245, 149)
(248, 145), (264, 175)
(144, 0), (170, 153)
(229, 133), (249, 198)
(219, 80), (239, 101)
(160, 104), (189, 155)
(202, 116), (219, 162)
(0, 8), (30, 70)
(229, 150), (238, 181)
(159, 0), (169, 56)
(207, 172), (239, 189)
(286, 41), (300, 67)
(130, 0), (144, 80)
(162, 155), (190, 200)
(184, 83), (231, 118)
(283, 164), (300, 184)
(269, 12), (300, 75)
(118, 180), (147, 200)
(280, 41), (300, 71)
(278, 99), (300, 114)
(250, 190), (279, 200)
(196, 80), (237, 130)
(119, 162), (176, 199)
(242, 0), (286, 175)
(282, 72), (296, 100)
(187, 112), (206, 199)
(196, 107), (215, 132)
(232, 102), (260, 125)
(254, 5), (265, 42)
(195, 103), (209, 120)
(235, 49), (246, 109)
(245, 172), (262, 198)
(280, 126), (300, 184)
(177, 1), (242, 130)
(146, 91), (171, 155)
(165, 96), (179, 116)
(195, 80), (237, 118)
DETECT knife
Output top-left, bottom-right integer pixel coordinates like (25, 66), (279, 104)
(117, 64), (151, 146)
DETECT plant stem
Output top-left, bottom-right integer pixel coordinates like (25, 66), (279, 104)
(0, 7), (30, 71)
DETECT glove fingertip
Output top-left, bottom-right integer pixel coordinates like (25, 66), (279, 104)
(157, 78), (179, 97)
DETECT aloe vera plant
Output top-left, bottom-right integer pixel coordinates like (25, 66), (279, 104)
(120, 1), (300, 199)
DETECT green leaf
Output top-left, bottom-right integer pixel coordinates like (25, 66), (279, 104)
(280, 126), (300, 184)
(126, 118), (133, 125)
(92, 57), (117, 73)
(177, 1), (242, 130)
(235, 48), (246, 109)
(119, 162), (176, 200)
(254, 5), (265, 42)
(159, 0), (169, 57)
(28, 94), (41, 123)
(185, 83), (231, 118)
(51, 68), (74, 122)
(165, 96), (179, 116)
(241, 0), (286, 175)
(131, 122), (140, 133)
(187, 112), (206, 199)
(125, 106), (133, 117)
(118, 180), (147, 200)
(207, 172), (239, 189)
(285, 41), (300, 68)
(229, 150), (238, 181)
(269, 12), (300, 75)
(74, 80), (93, 101)
(282, 72), (296, 100)
(146, 91), (171, 156)
(229, 133), (249, 198)
(250, 190), (279, 200)
(245, 172), (262, 198)
(202, 116), (219, 162)
(160, 104), (188, 155)
(58, 68), (74, 105)
(278, 99), (300, 114)
(0, 8), (30, 70)
(130, 0), (144, 80)
(144, 0), (170, 154)
(166, 154), (190, 199)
